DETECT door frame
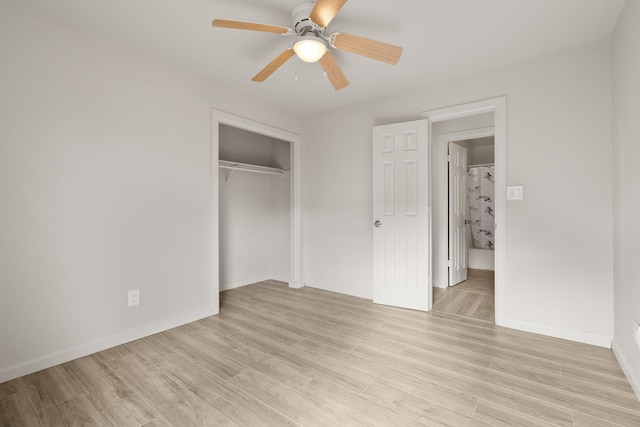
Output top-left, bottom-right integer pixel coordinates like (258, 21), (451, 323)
(422, 97), (506, 326)
(441, 127), (495, 288)
(211, 110), (304, 315)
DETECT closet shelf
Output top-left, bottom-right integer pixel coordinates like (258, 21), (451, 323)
(219, 160), (285, 182)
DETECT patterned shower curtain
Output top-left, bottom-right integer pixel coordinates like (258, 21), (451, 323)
(468, 166), (495, 250)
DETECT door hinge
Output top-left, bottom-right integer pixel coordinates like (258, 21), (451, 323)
(447, 259), (452, 267)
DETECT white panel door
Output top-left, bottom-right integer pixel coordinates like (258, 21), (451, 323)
(448, 143), (468, 286)
(373, 120), (430, 311)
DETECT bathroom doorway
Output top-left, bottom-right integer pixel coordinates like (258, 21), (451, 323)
(422, 97), (506, 323)
(450, 136), (496, 283)
(433, 135), (495, 322)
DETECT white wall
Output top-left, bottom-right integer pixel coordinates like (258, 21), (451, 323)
(304, 40), (614, 346)
(219, 125), (274, 166)
(219, 124), (292, 169)
(218, 171), (272, 290)
(0, 2), (303, 382)
(269, 137), (292, 282)
(470, 138), (495, 165)
(271, 174), (291, 282)
(218, 170), (291, 288)
(612, 0), (640, 397)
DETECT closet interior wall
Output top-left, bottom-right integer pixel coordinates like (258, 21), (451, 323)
(218, 125), (291, 291)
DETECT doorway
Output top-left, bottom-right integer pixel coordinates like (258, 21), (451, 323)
(457, 136), (496, 274)
(445, 132), (496, 284)
(211, 110), (303, 315)
(422, 97), (506, 326)
(434, 135), (496, 321)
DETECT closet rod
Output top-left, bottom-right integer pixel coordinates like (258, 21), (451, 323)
(219, 164), (284, 175)
(219, 160), (285, 183)
(219, 160), (284, 176)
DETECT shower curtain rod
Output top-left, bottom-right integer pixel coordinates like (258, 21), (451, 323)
(467, 163), (495, 168)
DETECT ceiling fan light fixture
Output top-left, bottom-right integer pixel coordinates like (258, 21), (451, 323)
(293, 36), (327, 63)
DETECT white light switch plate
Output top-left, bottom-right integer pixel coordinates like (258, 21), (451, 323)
(507, 185), (524, 200)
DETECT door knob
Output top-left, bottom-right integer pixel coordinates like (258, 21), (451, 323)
(374, 220), (382, 228)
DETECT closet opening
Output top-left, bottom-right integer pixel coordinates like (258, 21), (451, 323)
(211, 110), (303, 315)
(218, 124), (291, 291)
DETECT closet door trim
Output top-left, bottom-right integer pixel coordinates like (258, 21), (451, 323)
(211, 110), (303, 315)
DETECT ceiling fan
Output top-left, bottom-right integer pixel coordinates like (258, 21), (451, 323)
(212, 0), (403, 90)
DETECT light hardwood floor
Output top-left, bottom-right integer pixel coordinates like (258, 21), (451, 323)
(433, 269), (495, 322)
(1, 280), (638, 426)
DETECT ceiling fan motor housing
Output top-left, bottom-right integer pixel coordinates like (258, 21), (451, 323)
(212, 0), (402, 90)
(291, 2), (323, 36)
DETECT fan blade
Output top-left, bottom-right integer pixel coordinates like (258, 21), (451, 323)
(310, 0), (348, 28)
(212, 19), (291, 34)
(318, 50), (349, 90)
(252, 48), (296, 82)
(331, 32), (402, 65)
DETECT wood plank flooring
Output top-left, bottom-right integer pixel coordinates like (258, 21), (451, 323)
(433, 269), (495, 322)
(1, 280), (638, 426)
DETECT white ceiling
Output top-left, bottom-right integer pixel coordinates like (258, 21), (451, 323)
(19, 0), (624, 116)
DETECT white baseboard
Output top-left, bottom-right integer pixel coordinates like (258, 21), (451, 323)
(506, 319), (612, 348)
(287, 280), (303, 289)
(269, 273), (291, 284)
(220, 275), (271, 291)
(0, 307), (214, 384)
(221, 275), (296, 291)
(612, 339), (640, 401)
(305, 281), (371, 300)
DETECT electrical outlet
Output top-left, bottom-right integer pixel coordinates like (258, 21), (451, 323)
(128, 289), (140, 307)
